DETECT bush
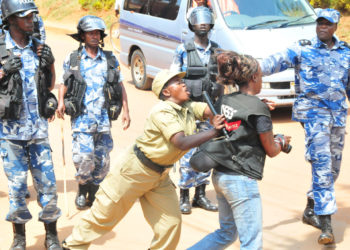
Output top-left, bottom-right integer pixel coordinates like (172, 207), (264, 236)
(310, 0), (350, 12)
(79, 0), (115, 11)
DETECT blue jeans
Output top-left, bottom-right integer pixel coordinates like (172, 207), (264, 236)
(188, 170), (262, 250)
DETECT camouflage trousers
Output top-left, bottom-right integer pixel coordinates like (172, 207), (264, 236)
(178, 121), (212, 189)
(0, 138), (61, 224)
(72, 131), (113, 185)
(304, 120), (345, 215)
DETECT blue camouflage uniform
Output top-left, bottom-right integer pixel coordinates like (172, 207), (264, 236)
(62, 47), (123, 185)
(0, 30), (61, 223)
(260, 18), (350, 215)
(170, 41), (215, 189)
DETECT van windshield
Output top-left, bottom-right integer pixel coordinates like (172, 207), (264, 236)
(217, 0), (316, 29)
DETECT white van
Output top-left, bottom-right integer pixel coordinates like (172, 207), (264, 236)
(117, 0), (317, 106)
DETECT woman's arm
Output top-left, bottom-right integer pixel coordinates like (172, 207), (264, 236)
(259, 131), (291, 157)
(170, 114), (225, 151)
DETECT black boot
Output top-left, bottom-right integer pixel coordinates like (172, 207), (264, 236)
(44, 221), (62, 250)
(179, 189), (191, 214)
(11, 223), (26, 250)
(86, 183), (99, 207)
(318, 215), (334, 245)
(302, 198), (321, 229)
(192, 184), (218, 212)
(75, 184), (89, 210)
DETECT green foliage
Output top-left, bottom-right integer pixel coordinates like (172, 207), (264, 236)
(79, 0), (115, 11)
(310, 0), (350, 12)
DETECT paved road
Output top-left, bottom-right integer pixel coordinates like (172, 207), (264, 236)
(0, 24), (350, 250)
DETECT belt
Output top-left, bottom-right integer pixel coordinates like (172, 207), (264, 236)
(133, 145), (172, 174)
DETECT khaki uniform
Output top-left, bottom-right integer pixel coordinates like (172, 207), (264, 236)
(64, 100), (207, 250)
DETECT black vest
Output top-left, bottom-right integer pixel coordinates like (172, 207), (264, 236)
(0, 34), (53, 120)
(63, 47), (123, 120)
(200, 92), (271, 180)
(184, 39), (222, 102)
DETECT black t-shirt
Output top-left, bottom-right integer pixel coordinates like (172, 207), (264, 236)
(249, 115), (273, 133)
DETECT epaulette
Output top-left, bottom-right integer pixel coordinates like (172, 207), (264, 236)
(298, 39), (311, 46)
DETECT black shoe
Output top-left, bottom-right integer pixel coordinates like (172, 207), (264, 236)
(11, 223), (26, 250)
(75, 184), (89, 210)
(179, 189), (191, 214)
(318, 215), (334, 245)
(44, 221), (62, 250)
(192, 184), (218, 212)
(86, 183), (99, 207)
(302, 198), (321, 229)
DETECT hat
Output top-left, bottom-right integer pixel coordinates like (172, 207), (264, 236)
(152, 70), (186, 98)
(316, 8), (340, 23)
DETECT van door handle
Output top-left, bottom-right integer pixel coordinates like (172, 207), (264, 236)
(182, 31), (188, 35)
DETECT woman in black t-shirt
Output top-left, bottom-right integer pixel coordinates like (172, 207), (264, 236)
(188, 51), (291, 250)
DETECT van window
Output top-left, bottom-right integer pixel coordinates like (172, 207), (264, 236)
(124, 0), (181, 20)
(218, 0), (316, 29)
(124, 0), (148, 14)
(150, 0), (181, 20)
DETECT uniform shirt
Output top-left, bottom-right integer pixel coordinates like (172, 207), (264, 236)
(170, 40), (215, 72)
(260, 36), (350, 126)
(0, 30), (48, 140)
(62, 47), (124, 133)
(135, 101), (207, 166)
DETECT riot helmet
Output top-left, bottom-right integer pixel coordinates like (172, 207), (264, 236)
(69, 15), (107, 44)
(1, 0), (38, 22)
(188, 6), (214, 32)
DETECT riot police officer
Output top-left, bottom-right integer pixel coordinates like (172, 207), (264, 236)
(260, 8), (350, 245)
(0, 0), (62, 249)
(170, 6), (222, 214)
(57, 15), (131, 211)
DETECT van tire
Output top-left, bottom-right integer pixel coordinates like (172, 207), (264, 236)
(131, 50), (152, 90)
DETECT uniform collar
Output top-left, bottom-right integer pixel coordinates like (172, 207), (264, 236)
(193, 40), (212, 53)
(164, 100), (190, 113)
(5, 30), (34, 50)
(81, 46), (104, 60)
(314, 35), (340, 49)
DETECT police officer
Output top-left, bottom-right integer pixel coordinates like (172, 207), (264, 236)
(170, 6), (222, 214)
(0, 0), (46, 201)
(57, 15), (131, 210)
(260, 8), (350, 245)
(0, 0), (62, 249)
(62, 69), (225, 250)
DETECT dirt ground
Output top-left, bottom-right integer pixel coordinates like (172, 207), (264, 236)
(1, 14), (350, 250)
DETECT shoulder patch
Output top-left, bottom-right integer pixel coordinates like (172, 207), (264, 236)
(298, 39), (311, 46)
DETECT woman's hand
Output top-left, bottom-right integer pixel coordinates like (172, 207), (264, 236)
(262, 99), (276, 111)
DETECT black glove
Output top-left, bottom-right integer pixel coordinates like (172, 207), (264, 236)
(2, 55), (22, 75)
(39, 44), (55, 68)
(274, 134), (292, 153)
